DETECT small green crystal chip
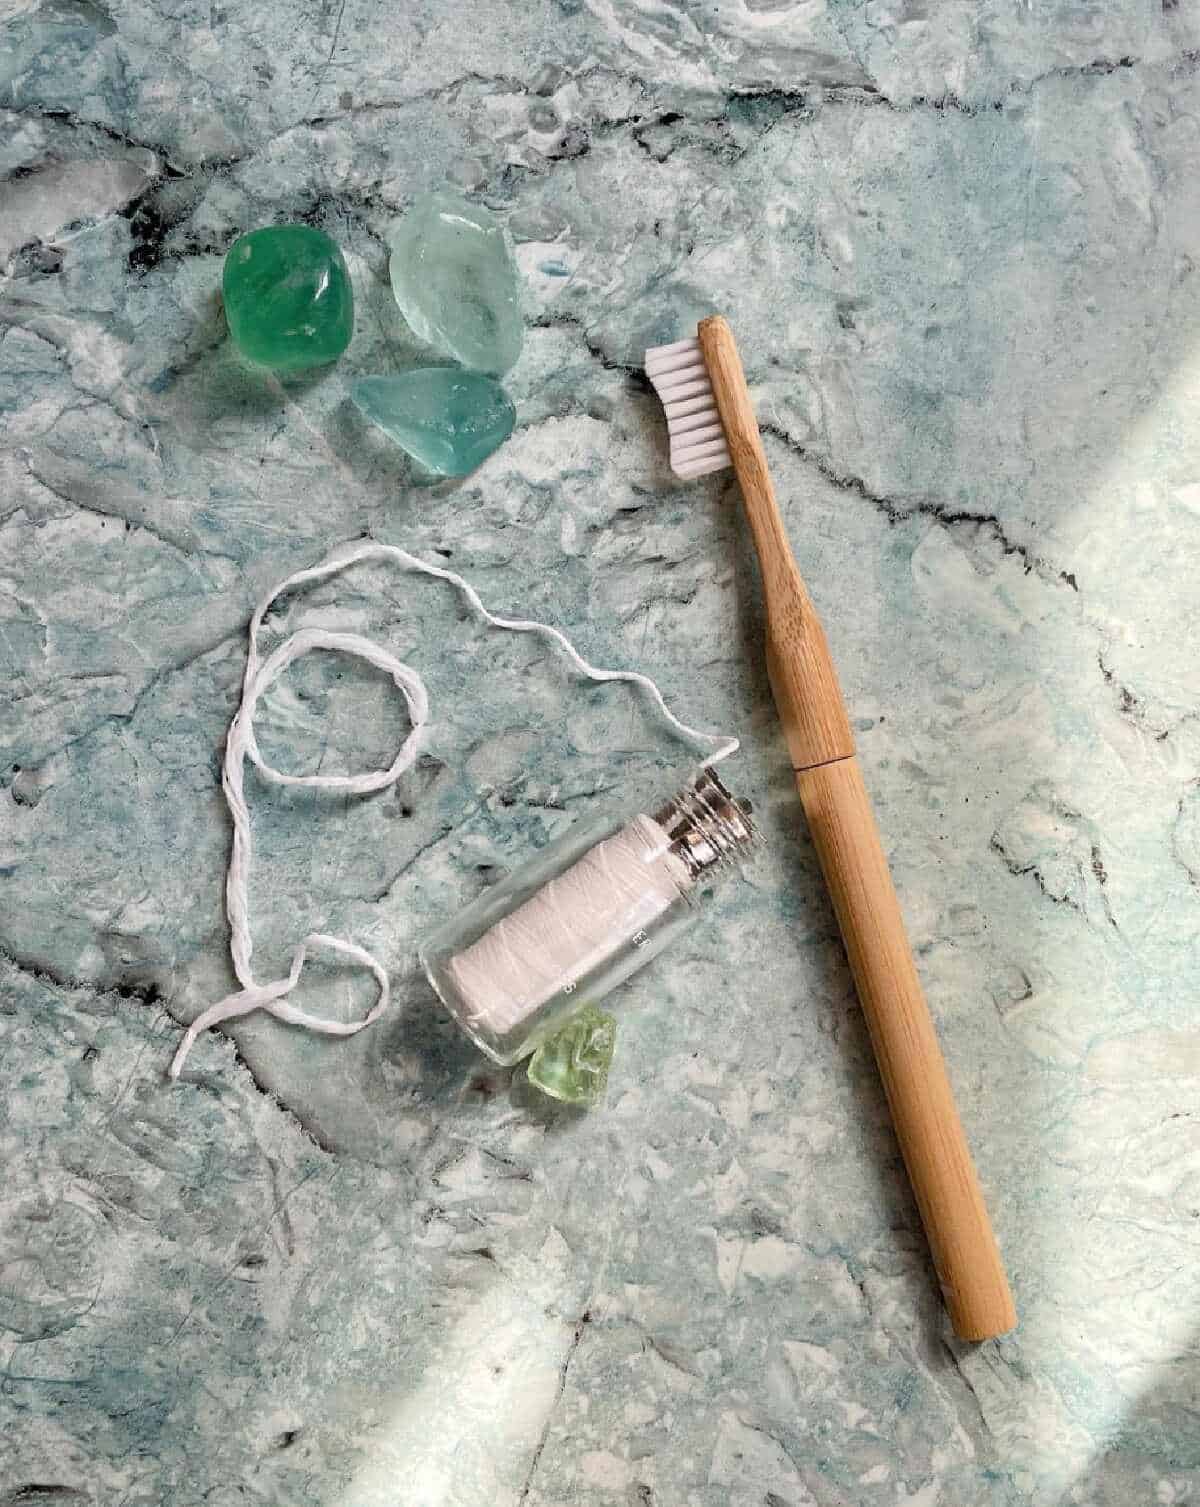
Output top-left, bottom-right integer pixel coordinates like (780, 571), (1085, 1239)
(527, 1006), (616, 1107)
(222, 225), (354, 371)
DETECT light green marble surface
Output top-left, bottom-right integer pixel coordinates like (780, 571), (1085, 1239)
(2, 2), (1200, 1503)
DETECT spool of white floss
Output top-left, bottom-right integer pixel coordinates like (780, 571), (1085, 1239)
(423, 770), (757, 1063)
(444, 816), (691, 1037)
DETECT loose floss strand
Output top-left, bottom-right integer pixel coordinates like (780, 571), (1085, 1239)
(168, 540), (739, 1080)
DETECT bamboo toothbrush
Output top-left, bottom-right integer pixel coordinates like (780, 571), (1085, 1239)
(646, 315), (1016, 1342)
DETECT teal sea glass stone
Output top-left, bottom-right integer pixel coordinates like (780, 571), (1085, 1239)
(388, 191), (522, 374)
(350, 370), (515, 477)
(527, 1006), (616, 1107)
(222, 225), (353, 371)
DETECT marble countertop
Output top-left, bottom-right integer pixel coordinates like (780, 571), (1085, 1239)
(4, 2), (1200, 1503)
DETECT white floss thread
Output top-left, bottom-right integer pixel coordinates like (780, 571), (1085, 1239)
(446, 812), (693, 1037)
(169, 540), (738, 1079)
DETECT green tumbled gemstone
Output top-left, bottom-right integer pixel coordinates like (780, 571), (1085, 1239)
(350, 370), (515, 477)
(527, 1006), (616, 1107)
(388, 191), (522, 374)
(222, 225), (353, 371)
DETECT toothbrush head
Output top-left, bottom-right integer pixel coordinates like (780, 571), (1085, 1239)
(644, 334), (731, 480)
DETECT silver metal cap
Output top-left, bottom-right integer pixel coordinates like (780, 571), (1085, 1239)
(654, 768), (759, 883)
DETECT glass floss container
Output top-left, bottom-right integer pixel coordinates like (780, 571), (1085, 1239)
(421, 769), (759, 1064)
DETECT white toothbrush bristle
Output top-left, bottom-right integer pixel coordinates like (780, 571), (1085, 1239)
(645, 334), (731, 480)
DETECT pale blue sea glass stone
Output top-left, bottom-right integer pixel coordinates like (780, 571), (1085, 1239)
(350, 370), (515, 476)
(388, 191), (523, 375)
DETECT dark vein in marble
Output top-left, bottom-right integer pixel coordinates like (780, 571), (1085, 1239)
(759, 423), (1077, 590)
(988, 825), (1118, 931)
(735, 1409), (805, 1478)
(523, 336), (1080, 601)
(0, 942), (162, 1007)
(644, 1332), (704, 1379)
(0, 1486), (89, 1504)
(1094, 649), (1189, 746)
(1171, 788), (1200, 890)
(300, 49), (1200, 141)
(988, 833), (1082, 914)
(304, 69), (534, 125)
(518, 1309), (591, 1504)
(939, 1335), (994, 1436)
(529, 312), (646, 380)
(8, 45), (1197, 287)
(1, 105), (181, 172)
(713, 48), (1200, 126)
(197, 1034), (350, 1160)
(25, 460), (233, 562)
(4, 41), (1196, 242)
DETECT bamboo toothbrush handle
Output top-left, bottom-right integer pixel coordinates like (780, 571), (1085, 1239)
(797, 757), (1016, 1340)
(698, 315), (1016, 1341)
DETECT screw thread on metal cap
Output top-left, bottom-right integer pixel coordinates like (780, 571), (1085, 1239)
(654, 768), (759, 883)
